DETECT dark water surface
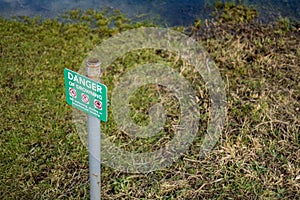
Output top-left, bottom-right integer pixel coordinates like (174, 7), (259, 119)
(0, 0), (299, 26)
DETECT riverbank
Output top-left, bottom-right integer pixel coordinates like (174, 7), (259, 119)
(0, 0), (300, 26)
(0, 3), (299, 199)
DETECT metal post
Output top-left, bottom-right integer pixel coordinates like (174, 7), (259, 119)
(86, 58), (101, 200)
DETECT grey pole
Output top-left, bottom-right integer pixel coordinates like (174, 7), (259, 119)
(86, 58), (101, 200)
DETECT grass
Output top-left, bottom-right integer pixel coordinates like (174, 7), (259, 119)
(1, 3), (300, 199)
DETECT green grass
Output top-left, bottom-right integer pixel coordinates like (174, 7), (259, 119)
(1, 4), (300, 199)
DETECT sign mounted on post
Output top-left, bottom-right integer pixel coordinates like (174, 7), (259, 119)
(64, 68), (108, 122)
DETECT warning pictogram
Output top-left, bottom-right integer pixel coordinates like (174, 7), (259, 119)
(94, 100), (102, 110)
(81, 93), (89, 104)
(69, 88), (77, 98)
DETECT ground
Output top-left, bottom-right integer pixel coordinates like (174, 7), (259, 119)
(0, 3), (299, 199)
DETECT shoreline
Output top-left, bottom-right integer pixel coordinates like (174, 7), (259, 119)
(0, 1), (299, 27)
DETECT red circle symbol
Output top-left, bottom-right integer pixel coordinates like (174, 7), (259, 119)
(81, 93), (89, 104)
(94, 100), (102, 110)
(69, 88), (77, 98)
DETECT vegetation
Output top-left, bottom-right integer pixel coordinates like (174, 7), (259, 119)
(1, 3), (299, 199)
(212, 2), (258, 23)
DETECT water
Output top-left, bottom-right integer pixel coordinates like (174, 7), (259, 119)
(0, 0), (299, 26)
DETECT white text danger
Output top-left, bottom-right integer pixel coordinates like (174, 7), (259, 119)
(68, 72), (102, 94)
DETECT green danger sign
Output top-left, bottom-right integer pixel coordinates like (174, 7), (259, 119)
(64, 68), (108, 122)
